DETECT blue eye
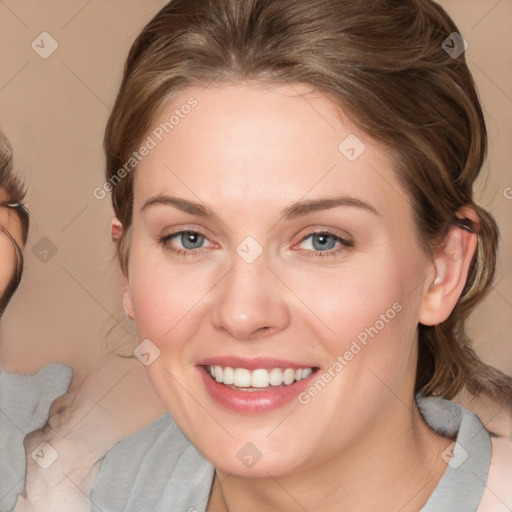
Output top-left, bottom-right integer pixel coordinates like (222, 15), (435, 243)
(160, 230), (210, 256)
(160, 229), (353, 258)
(307, 233), (337, 251)
(297, 231), (353, 257)
(176, 231), (205, 250)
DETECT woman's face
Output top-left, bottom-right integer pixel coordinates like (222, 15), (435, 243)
(125, 83), (433, 477)
(0, 189), (23, 304)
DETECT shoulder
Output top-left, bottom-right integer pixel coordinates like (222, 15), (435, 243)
(0, 362), (73, 401)
(92, 413), (188, 478)
(0, 362), (73, 429)
(91, 413), (214, 512)
(0, 363), (73, 511)
(0, 360), (73, 438)
(418, 396), (492, 512)
(478, 435), (512, 512)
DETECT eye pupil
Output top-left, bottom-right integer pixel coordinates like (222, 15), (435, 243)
(182, 232), (204, 249)
(312, 233), (336, 251)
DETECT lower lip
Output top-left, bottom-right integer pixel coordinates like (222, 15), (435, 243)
(198, 367), (315, 414)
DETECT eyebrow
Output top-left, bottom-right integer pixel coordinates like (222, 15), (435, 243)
(141, 194), (380, 220)
(142, 195), (217, 218)
(281, 196), (380, 219)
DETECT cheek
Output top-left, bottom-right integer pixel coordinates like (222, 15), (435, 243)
(283, 250), (423, 395)
(290, 274), (419, 432)
(0, 236), (16, 296)
(128, 247), (216, 344)
(286, 255), (412, 344)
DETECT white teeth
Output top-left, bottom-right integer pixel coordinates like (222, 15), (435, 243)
(283, 368), (295, 385)
(223, 366), (234, 385)
(207, 365), (314, 388)
(233, 368), (251, 387)
(301, 368), (313, 379)
(269, 368), (283, 386)
(251, 369), (269, 388)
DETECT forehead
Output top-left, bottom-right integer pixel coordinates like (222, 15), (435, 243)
(133, 83), (407, 219)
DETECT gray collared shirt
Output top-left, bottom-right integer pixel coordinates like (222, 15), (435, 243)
(90, 395), (492, 512)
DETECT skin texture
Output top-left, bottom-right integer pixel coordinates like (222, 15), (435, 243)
(122, 83), (478, 511)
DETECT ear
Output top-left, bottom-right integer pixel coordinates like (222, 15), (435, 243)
(418, 206), (479, 326)
(112, 218), (134, 319)
(111, 217), (123, 241)
(122, 284), (135, 319)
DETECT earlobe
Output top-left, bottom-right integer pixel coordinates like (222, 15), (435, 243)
(113, 218), (133, 318)
(111, 217), (123, 241)
(418, 207), (479, 326)
(122, 285), (135, 320)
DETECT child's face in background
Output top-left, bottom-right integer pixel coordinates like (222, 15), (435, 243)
(0, 188), (24, 310)
(124, 83), (434, 478)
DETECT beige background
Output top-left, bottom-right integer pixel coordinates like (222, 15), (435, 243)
(0, 1), (510, 420)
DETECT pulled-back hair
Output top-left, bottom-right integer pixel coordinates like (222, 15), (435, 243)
(0, 132), (29, 314)
(104, 0), (512, 402)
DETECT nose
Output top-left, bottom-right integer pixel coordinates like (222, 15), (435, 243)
(210, 253), (291, 341)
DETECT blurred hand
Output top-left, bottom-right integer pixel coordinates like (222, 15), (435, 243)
(14, 354), (165, 511)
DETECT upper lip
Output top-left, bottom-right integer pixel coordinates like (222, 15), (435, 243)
(197, 356), (317, 371)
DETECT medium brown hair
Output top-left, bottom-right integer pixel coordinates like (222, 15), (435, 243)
(0, 132), (29, 315)
(104, 0), (512, 402)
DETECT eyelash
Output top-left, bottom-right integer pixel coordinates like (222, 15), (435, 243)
(159, 229), (354, 258)
(302, 231), (354, 258)
(159, 230), (212, 258)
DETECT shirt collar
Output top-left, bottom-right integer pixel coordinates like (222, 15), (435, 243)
(417, 395), (491, 512)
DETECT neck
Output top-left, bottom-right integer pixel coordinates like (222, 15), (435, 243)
(209, 397), (451, 512)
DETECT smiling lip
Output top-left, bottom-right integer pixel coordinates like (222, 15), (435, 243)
(196, 357), (318, 414)
(197, 356), (315, 371)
